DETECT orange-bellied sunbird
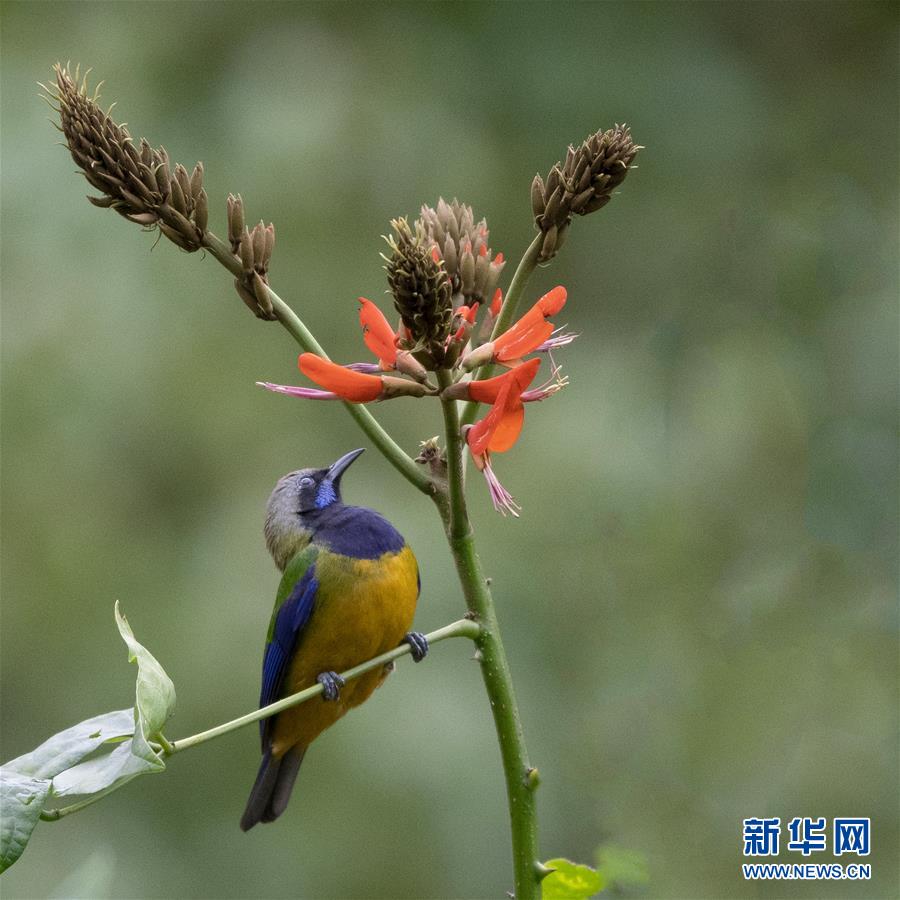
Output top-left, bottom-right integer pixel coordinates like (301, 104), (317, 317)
(240, 448), (426, 830)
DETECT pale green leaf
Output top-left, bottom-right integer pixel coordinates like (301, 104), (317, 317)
(0, 770), (51, 873)
(542, 858), (605, 899)
(114, 601), (175, 759)
(50, 738), (162, 797)
(3, 709), (134, 780)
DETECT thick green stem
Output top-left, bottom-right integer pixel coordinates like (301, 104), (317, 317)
(168, 618), (479, 754)
(460, 233), (543, 427)
(438, 371), (541, 900)
(202, 232), (433, 496)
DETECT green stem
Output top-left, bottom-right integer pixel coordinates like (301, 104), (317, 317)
(167, 618), (479, 754)
(39, 781), (128, 822)
(153, 731), (175, 755)
(438, 371), (541, 900)
(202, 232), (433, 496)
(459, 233), (543, 427)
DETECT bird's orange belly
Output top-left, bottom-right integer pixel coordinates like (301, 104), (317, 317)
(270, 545), (419, 756)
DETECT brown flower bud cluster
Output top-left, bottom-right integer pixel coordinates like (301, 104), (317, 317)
(416, 199), (506, 305)
(383, 218), (453, 357)
(531, 124), (641, 261)
(46, 64), (208, 252)
(228, 193), (277, 321)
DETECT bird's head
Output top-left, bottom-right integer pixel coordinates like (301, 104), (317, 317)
(264, 448), (365, 569)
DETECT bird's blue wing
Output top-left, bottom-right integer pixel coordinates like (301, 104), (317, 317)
(259, 562), (319, 747)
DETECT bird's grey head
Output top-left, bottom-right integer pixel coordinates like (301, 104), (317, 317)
(264, 448), (364, 570)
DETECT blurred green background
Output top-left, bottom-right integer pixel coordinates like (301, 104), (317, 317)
(2, 2), (897, 897)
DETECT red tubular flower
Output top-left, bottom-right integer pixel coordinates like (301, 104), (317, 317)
(298, 353), (383, 402)
(358, 297), (397, 369)
(461, 359), (544, 516)
(357, 298), (427, 382)
(467, 359), (541, 454)
(493, 285), (566, 362)
(456, 303), (479, 325)
(462, 285), (567, 369)
(297, 353), (430, 401)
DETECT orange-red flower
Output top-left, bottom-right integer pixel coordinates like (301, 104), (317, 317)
(299, 353), (384, 402)
(358, 297), (397, 369)
(462, 285), (567, 369)
(289, 353), (430, 402)
(489, 288), (503, 319)
(466, 359), (541, 455)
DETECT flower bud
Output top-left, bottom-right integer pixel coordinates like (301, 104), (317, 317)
(169, 174), (187, 215)
(416, 199), (506, 305)
(189, 162), (204, 199)
(384, 217), (453, 357)
(251, 270), (274, 318)
(239, 226), (254, 272)
(227, 193), (245, 251)
(194, 188), (208, 233)
(531, 124), (641, 261)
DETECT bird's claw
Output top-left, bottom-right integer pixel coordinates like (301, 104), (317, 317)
(316, 670), (345, 701)
(402, 631), (429, 662)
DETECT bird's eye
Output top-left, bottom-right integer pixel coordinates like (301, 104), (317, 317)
(299, 476), (315, 488)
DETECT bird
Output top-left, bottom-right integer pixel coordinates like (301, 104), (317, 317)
(240, 447), (427, 831)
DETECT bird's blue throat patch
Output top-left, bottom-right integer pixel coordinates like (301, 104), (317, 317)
(315, 479), (337, 509)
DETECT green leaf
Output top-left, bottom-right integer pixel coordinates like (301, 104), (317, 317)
(0, 605), (178, 871)
(542, 858), (605, 899)
(3, 709), (135, 780)
(595, 844), (650, 889)
(114, 601), (176, 760)
(0, 770), (51, 873)
(51, 604), (178, 796)
(49, 739), (161, 797)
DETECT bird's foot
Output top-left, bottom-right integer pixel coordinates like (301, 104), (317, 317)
(402, 631), (429, 662)
(316, 671), (345, 702)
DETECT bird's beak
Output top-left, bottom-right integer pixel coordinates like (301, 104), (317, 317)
(326, 447), (365, 484)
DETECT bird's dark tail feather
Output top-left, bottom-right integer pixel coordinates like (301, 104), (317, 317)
(240, 747), (306, 831)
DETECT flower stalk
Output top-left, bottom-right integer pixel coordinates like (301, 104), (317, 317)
(437, 369), (541, 899)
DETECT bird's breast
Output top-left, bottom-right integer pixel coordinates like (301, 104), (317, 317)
(291, 544), (420, 677)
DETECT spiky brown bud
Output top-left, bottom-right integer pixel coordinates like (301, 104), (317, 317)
(235, 220), (275, 276)
(227, 193), (244, 252)
(45, 64), (208, 251)
(232, 218), (276, 319)
(532, 124), (641, 261)
(416, 198), (505, 305)
(384, 218), (452, 357)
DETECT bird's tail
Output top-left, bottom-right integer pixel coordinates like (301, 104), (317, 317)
(240, 746), (306, 831)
